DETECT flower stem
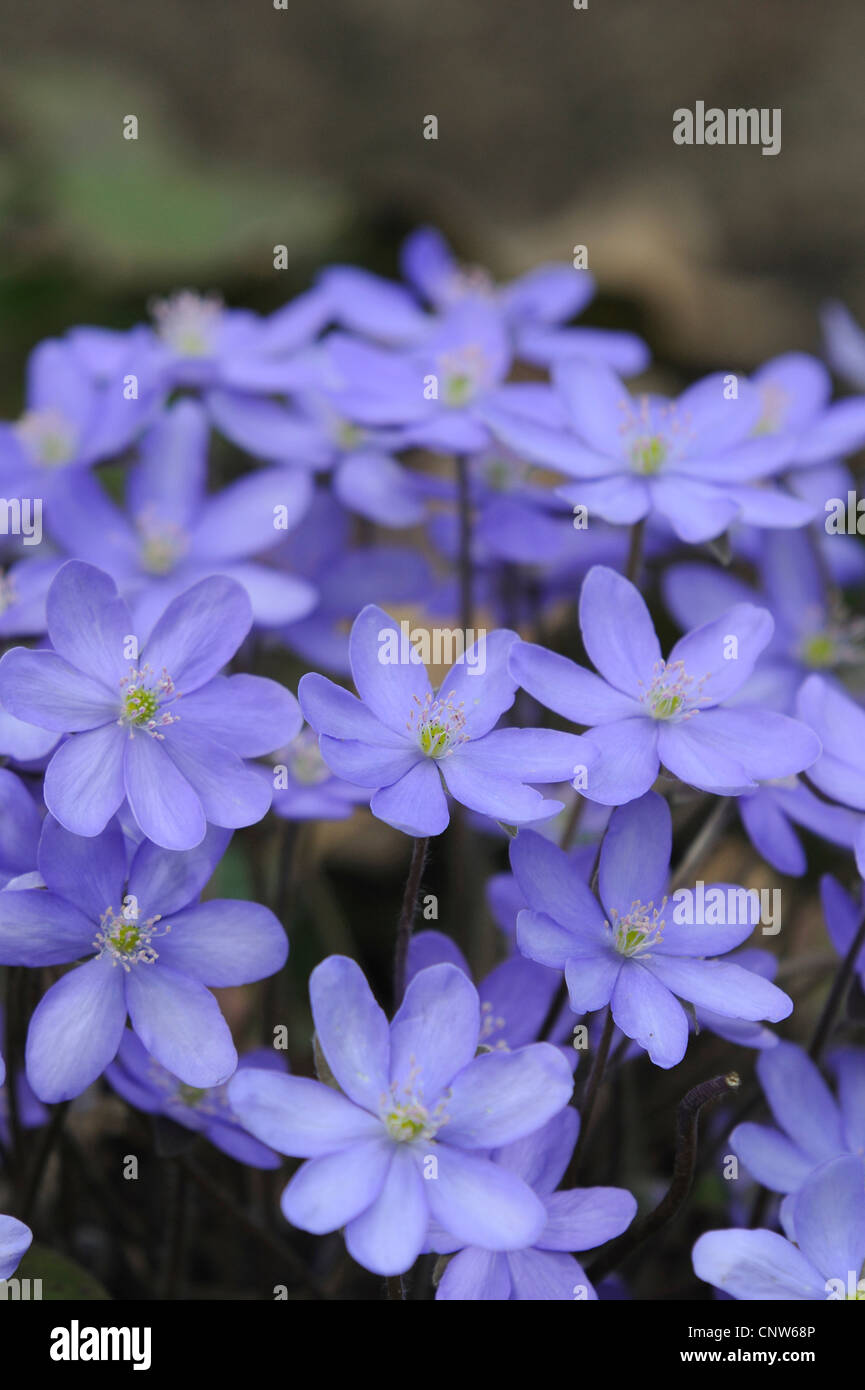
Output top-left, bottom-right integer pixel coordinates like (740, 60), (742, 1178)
(588, 1071), (740, 1283)
(393, 837), (430, 1004)
(567, 1006), (616, 1182)
(670, 796), (731, 892)
(456, 454), (473, 637)
(808, 910), (865, 1062)
(625, 518), (646, 585)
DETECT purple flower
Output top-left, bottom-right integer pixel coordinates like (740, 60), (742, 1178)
(509, 565), (821, 805)
(0, 816), (287, 1102)
(398, 225), (649, 374)
(271, 725), (369, 822)
(0, 560), (301, 849)
(510, 792), (792, 1068)
(0, 1215), (32, 1281)
(483, 359), (816, 542)
(106, 1032), (288, 1169)
(432, 1110), (636, 1300)
(749, 351), (865, 475)
(796, 675), (865, 874)
(693, 1154), (865, 1299)
(69, 286), (331, 396)
(730, 1042), (865, 1196)
(299, 604), (593, 837)
(0, 337), (157, 502)
(46, 400), (317, 636)
(206, 381), (426, 529)
(323, 300), (515, 455)
(228, 955), (574, 1276)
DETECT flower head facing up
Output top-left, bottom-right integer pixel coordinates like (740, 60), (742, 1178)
(15, 407), (79, 469)
(228, 955), (574, 1276)
(483, 359), (816, 544)
(151, 291), (224, 359)
(508, 565), (822, 807)
(409, 691), (469, 758)
(0, 817), (288, 1103)
(299, 604), (594, 838)
(510, 791), (792, 1069)
(0, 560), (302, 849)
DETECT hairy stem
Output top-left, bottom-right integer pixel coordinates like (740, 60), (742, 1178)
(589, 1071), (740, 1282)
(392, 837), (430, 1004)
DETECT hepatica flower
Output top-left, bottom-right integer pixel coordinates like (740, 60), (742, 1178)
(0, 1215), (32, 1281)
(509, 565), (821, 805)
(228, 955), (574, 1276)
(0, 560), (301, 849)
(299, 604), (591, 837)
(731, 1041), (865, 1195)
(694, 1155), (865, 1300)
(483, 359), (813, 542)
(510, 792), (792, 1068)
(0, 817), (287, 1103)
(106, 1032), (288, 1169)
(46, 399), (317, 636)
(433, 1110), (637, 1300)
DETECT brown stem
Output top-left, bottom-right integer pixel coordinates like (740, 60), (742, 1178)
(588, 1071), (740, 1282)
(392, 837), (430, 1004)
(566, 1006), (616, 1183)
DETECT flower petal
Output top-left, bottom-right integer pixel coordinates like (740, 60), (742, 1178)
(25, 957), (127, 1101)
(310, 955), (391, 1112)
(124, 965), (237, 1087)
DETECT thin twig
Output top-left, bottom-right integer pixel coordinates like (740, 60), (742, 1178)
(393, 837), (430, 1004)
(588, 1071), (740, 1282)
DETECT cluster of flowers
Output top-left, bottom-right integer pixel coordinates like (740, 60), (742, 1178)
(1, 227), (864, 1299)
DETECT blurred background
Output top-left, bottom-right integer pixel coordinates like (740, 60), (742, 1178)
(1, 0), (864, 399)
(1, 0), (862, 1302)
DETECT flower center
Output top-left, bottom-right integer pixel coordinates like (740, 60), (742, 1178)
(752, 382), (790, 436)
(607, 898), (667, 958)
(176, 1083), (209, 1109)
(639, 659), (709, 722)
(407, 691), (469, 758)
(380, 1070), (449, 1143)
(630, 434), (667, 475)
(151, 291), (223, 357)
(136, 512), (189, 575)
(14, 408), (78, 468)
(801, 632), (837, 669)
(437, 344), (490, 407)
(117, 664), (180, 739)
(287, 728), (331, 785)
(94, 904), (170, 970)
